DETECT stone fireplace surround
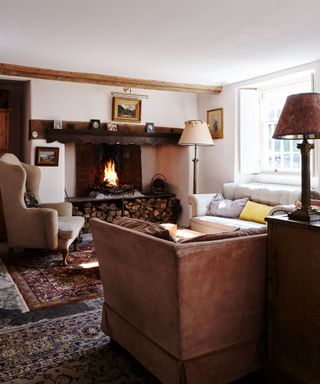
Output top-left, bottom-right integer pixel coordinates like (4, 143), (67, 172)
(40, 121), (190, 226)
(70, 142), (181, 231)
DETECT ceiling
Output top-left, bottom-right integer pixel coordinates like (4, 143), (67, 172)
(1, 0), (320, 87)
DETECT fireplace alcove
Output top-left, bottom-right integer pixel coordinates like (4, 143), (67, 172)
(41, 122), (183, 231)
(76, 143), (142, 197)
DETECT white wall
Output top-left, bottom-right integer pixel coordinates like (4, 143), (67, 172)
(197, 91), (236, 193)
(26, 78), (198, 221)
(197, 60), (320, 193)
(158, 145), (192, 226)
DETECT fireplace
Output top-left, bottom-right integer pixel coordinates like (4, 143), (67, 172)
(76, 143), (142, 197)
(71, 142), (181, 232)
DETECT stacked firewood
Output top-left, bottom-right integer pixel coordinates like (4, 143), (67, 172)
(72, 196), (179, 233)
(123, 197), (176, 223)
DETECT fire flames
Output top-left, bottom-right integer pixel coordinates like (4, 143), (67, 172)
(103, 159), (119, 187)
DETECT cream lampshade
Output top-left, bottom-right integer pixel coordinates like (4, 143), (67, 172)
(178, 120), (214, 194)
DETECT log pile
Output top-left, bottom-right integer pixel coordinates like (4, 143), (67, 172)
(72, 196), (179, 233)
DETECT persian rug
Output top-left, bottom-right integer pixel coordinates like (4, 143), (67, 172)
(5, 240), (103, 311)
(0, 308), (159, 383)
(0, 258), (28, 313)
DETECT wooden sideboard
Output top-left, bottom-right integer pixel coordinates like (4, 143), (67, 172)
(266, 216), (320, 383)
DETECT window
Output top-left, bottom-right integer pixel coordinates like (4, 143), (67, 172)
(239, 72), (314, 175)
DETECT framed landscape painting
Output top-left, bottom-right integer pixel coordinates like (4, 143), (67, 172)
(112, 97), (141, 122)
(35, 147), (59, 166)
(207, 108), (224, 139)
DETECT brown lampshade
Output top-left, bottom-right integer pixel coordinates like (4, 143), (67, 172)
(272, 92), (320, 222)
(179, 120), (214, 146)
(273, 93), (320, 139)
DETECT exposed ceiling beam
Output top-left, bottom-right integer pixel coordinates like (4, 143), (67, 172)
(0, 63), (223, 94)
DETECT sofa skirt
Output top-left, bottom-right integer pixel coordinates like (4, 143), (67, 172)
(101, 302), (263, 384)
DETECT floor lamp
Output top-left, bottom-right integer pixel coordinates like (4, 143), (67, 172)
(178, 120), (214, 194)
(273, 92), (320, 221)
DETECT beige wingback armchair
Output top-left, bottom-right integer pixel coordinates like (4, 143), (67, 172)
(0, 153), (84, 265)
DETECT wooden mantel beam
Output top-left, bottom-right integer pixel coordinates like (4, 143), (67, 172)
(0, 63), (223, 94)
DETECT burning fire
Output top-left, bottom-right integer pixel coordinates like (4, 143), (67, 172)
(103, 159), (119, 187)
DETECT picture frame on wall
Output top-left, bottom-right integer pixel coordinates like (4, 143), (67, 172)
(112, 97), (141, 122)
(35, 147), (59, 166)
(207, 108), (224, 139)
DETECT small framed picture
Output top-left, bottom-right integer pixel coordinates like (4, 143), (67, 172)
(207, 108), (224, 139)
(35, 147), (59, 166)
(145, 122), (155, 133)
(112, 97), (141, 122)
(90, 119), (101, 130)
(106, 122), (118, 131)
(53, 120), (62, 129)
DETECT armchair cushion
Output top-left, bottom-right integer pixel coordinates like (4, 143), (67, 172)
(39, 202), (72, 216)
(58, 216), (84, 240)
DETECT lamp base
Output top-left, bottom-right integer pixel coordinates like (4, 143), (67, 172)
(288, 207), (320, 222)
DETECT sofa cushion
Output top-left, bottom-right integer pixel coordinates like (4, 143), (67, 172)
(240, 201), (273, 224)
(207, 197), (249, 218)
(190, 215), (265, 234)
(180, 226), (267, 243)
(114, 217), (172, 241)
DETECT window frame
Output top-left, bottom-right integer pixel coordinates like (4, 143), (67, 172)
(239, 71), (315, 177)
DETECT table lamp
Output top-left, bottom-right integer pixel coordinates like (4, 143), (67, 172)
(273, 92), (320, 221)
(178, 120), (214, 194)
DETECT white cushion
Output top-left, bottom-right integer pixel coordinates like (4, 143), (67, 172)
(190, 215), (264, 234)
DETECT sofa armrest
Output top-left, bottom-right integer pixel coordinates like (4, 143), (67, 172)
(268, 204), (295, 216)
(39, 202), (72, 216)
(188, 194), (216, 217)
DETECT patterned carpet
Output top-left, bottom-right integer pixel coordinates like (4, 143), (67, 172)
(0, 258), (28, 313)
(0, 240), (263, 383)
(5, 240), (103, 310)
(0, 305), (159, 383)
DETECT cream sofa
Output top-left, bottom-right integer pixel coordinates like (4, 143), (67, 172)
(188, 182), (301, 233)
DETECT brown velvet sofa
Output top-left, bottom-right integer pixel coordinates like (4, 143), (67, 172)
(90, 218), (267, 384)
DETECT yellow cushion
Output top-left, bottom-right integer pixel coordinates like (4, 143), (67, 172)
(239, 201), (273, 224)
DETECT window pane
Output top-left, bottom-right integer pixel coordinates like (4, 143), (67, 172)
(283, 140), (290, 152)
(293, 153), (300, 168)
(260, 74), (313, 172)
(293, 140), (299, 152)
